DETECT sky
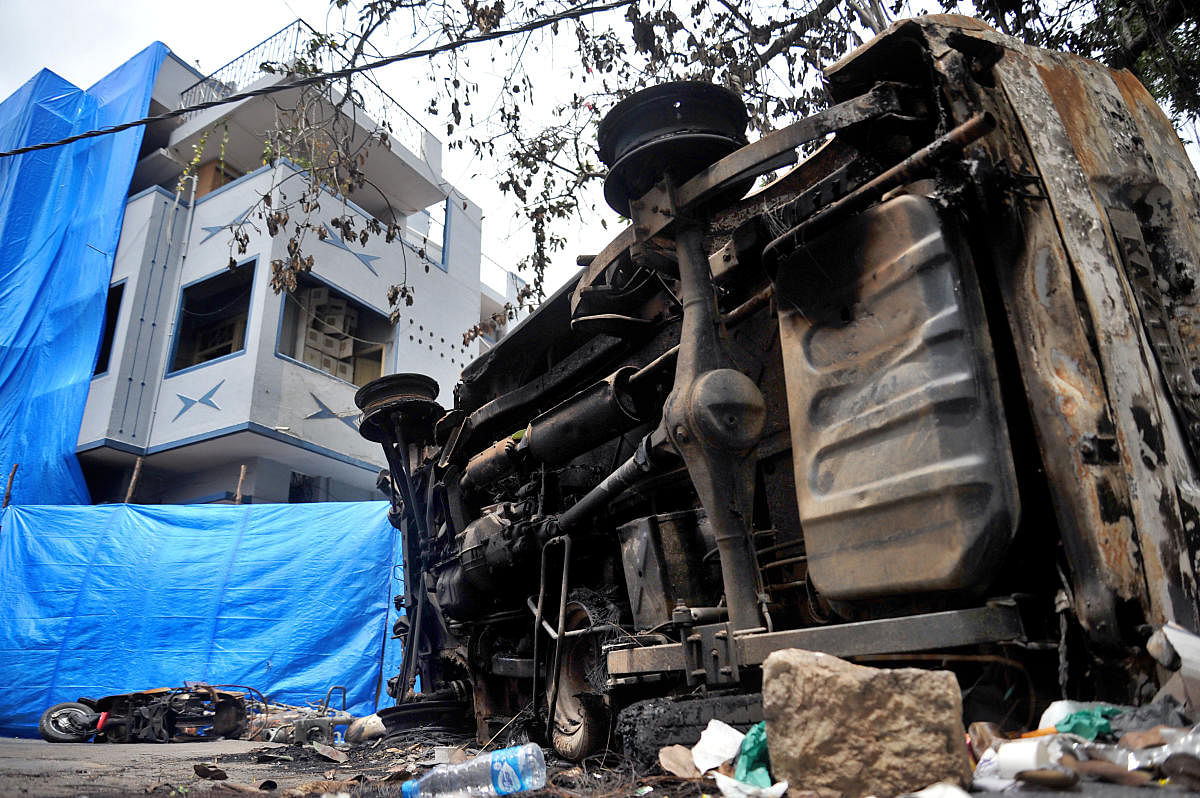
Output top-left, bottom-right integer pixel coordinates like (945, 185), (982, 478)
(2, 1), (1198, 301)
(0, 0), (609, 298)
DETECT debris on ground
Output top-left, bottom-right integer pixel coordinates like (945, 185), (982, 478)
(969, 683), (1200, 791)
(194, 762), (229, 780)
(733, 722), (772, 789)
(691, 720), (744, 775)
(655, 718), (785, 798)
(657, 745), (700, 779)
(346, 713), (386, 743)
(312, 741), (349, 763)
(44, 625), (1200, 796)
(394, 742), (545, 797)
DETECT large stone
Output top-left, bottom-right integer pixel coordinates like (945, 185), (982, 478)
(762, 649), (972, 798)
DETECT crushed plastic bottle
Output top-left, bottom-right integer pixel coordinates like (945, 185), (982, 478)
(401, 742), (546, 798)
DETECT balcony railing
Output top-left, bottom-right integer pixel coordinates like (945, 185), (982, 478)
(178, 19), (435, 161)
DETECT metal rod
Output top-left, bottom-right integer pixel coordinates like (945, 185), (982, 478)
(762, 112), (997, 265)
(320, 685), (348, 714)
(764, 579), (810, 592)
(754, 538), (804, 558)
(397, 587), (425, 705)
(530, 544), (551, 714)
(124, 456), (144, 504)
(721, 284), (774, 327)
(628, 345), (680, 394)
(760, 554), (808, 570)
(544, 536), (572, 739)
(531, 536), (572, 720)
(557, 436), (656, 531)
(525, 597), (623, 639)
(2, 464), (16, 508)
(391, 419), (433, 542)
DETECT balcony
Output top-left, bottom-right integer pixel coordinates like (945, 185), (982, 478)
(171, 19), (445, 216)
(180, 20), (434, 160)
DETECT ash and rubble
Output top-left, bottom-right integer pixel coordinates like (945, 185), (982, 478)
(98, 627), (1200, 797)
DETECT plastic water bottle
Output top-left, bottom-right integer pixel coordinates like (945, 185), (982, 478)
(401, 743), (546, 798)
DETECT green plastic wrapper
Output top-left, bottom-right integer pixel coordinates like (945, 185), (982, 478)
(734, 722), (772, 788)
(1055, 706), (1123, 740)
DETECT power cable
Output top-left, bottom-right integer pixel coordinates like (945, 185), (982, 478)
(0, 0), (636, 160)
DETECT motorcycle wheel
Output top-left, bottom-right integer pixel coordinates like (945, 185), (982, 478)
(38, 702), (94, 743)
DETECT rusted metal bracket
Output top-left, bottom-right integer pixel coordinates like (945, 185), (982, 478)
(684, 622), (742, 686)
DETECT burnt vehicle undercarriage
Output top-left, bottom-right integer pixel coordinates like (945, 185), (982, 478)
(356, 15), (1200, 760)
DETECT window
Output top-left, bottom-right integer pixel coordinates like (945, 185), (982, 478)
(94, 282), (125, 375)
(404, 199), (449, 271)
(289, 472), (323, 503)
(277, 277), (391, 387)
(170, 261), (254, 372)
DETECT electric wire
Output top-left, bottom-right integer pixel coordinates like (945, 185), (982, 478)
(0, 0), (637, 160)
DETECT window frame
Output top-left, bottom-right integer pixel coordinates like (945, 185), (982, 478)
(92, 278), (128, 379)
(272, 273), (395, 387)
(164, 257), (257, 379)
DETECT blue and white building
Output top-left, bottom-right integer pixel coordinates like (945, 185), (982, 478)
(75, 22), (522, 504)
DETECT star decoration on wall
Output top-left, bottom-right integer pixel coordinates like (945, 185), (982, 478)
(305, 392), (359, 431)
(320, 224), (380, 275)
(198, 206), (254, 244)
(173, 380), (225, 421)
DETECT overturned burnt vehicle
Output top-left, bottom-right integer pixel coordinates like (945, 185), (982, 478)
(356, 15), (1200, 760)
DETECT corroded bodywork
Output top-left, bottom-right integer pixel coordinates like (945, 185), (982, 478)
(358, 16), (1200, 759)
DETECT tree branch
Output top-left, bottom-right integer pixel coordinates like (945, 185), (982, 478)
(754, 0), (846, 70)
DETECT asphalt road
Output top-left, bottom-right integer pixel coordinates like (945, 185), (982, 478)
(4, 736), (1197, 798)
(0, 738), (306, 797)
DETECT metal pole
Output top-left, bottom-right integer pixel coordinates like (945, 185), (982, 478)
(544, 536), (573, 739)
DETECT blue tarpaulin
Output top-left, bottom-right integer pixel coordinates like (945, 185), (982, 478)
(0, 501), (401, 737)
(0, 43), (166, 505)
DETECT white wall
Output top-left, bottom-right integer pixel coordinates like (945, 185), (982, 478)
(80, 125), (497, 499)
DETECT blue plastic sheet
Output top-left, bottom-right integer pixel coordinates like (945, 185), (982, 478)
(0, 43), (166, 505)
(0, 501), (400, 737)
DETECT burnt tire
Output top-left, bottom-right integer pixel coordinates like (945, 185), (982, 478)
(38, 702), (94, 743)
(617, 693), (763, 769)
(549, 602), (611, 761)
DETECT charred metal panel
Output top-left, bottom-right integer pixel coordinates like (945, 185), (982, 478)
(992, 48), (1200, 631)
(774, 194), (1019, 600)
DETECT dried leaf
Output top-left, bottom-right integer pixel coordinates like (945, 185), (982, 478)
(658, 745), (701, 779)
